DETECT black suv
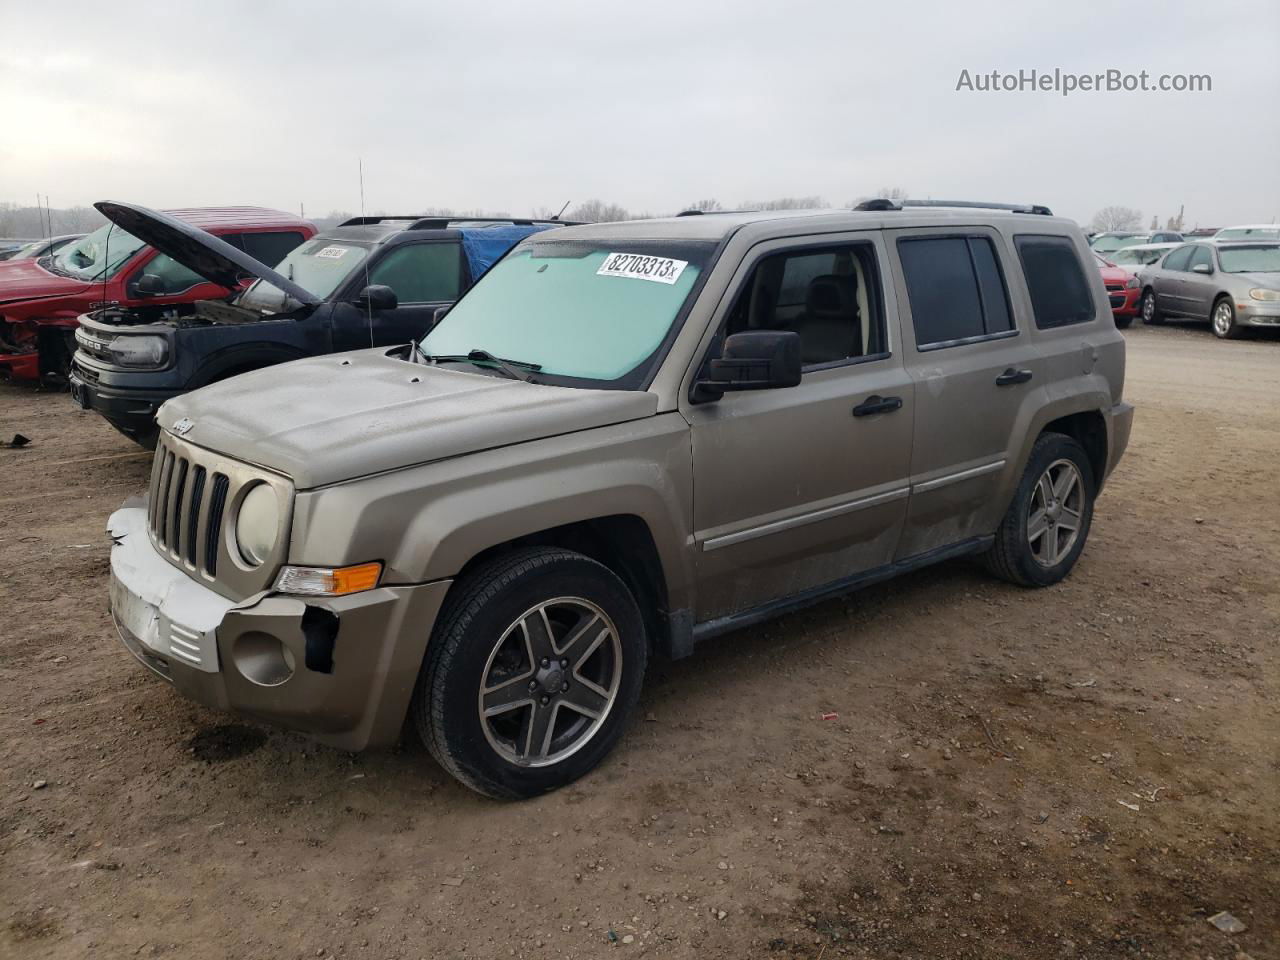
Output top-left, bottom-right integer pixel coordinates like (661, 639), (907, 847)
(70, 202), (569, 446)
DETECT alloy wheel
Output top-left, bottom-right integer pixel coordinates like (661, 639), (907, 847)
(1027, 459), (1084, 568)
(477, 597), (622, 767)
(1213, 301), (1234, 337)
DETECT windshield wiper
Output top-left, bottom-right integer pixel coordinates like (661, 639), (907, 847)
(419, 348), (541, 383)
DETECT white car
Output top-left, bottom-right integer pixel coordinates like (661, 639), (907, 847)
(1107, 242), (1181, 269)
(1211, 224), (1280, 243)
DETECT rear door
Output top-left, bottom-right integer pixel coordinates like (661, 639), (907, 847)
(332, 240), (463, 350)
(685, 233), (913, 621)
(888, 227), (1044, 559)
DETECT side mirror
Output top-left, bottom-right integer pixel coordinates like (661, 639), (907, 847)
(356, 284), (398, 311)
(135, 273), (166, 297)
(694, 330), (801, 401)
(1191, 263), (1213, 275)
(431, 304), (452, 328)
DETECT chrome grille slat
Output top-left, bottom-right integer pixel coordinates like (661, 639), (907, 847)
(168, 459), (189, 555)
(205, 474), (230, 578)
(186, 466), (206, 567)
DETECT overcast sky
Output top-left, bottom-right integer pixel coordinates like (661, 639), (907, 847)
(2, 0), (1276, 228)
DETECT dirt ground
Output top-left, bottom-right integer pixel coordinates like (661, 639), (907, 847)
(2, 324), (1277, 960)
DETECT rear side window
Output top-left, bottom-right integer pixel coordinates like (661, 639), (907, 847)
(1014, 235), (1095, 329)
(242, 231), (307, 267)
(897, 236), (1014, 348)
(367, 242), (462, 303)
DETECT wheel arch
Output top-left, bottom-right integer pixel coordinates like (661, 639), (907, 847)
(1039, 410), (1108, 494)
(187, 343), (309, 388)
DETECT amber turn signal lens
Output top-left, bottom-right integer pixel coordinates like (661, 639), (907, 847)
(274, 562), (383, 597)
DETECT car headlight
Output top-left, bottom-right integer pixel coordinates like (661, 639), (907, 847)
(235, 483), (280, 566)
(107, 335), (169, 368)
(1125, 275), (1140, 289)
(1248, 288), (1280, 301)
(274, 562), (382, 596)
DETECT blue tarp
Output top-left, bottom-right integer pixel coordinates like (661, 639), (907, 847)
(460, 224), (557, 280)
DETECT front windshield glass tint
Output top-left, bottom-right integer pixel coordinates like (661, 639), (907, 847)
(52, 223), (147, 280)
(1092, 235), (1142, 254)
(1217, 245), (1280, 273)
(420, 240), (713, 386)
(237, 237), (369, 311)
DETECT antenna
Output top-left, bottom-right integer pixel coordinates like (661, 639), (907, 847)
(358, 158), (374, 349)
(551, 200), (571, 221)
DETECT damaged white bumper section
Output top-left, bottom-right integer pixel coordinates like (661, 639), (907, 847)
(107, 499), (234, 674)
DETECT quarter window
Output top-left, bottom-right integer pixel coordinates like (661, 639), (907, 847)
(1014, 235), (1095, 329)
(897, 236), (1014, 348)
(366, 242), (462, 303)
(722, 243), (886, 367)
(241, 231), (308, 267)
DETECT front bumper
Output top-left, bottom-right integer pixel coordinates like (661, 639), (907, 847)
(69, 364), (177, 442)
(108, 501), (452, 751)
(0, 350), (39, 380)
(1239, 301), (1280, 326)
(1108, 288), (1141, 317)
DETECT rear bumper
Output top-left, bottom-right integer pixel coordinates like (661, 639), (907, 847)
(1105, 401), (1134, 481)
(108, 501), (452, 751)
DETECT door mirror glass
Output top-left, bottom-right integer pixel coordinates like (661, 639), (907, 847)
(695, 330), (801, 400)
(356, 284), (398, 311)
(134, 273), (166, 296)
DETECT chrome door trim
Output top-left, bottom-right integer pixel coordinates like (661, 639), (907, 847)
(911, 459), (1007, 494)
(700, 487), (910, 552)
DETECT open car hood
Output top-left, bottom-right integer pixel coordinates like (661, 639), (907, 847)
(94, 201), (321, 306)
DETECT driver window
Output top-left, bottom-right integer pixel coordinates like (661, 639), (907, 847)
(1188, 246), (1213, 271)
(134, 254), (208, 295)
(366, 242), (462, 303)
(722, 243), (885, 367)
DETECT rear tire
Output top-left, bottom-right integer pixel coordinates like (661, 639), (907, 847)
(413, 547), (647, 799)
(1114, 315), (1133, 329)
(983, 433), (1095, 588)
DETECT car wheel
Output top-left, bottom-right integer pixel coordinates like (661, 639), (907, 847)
(1140, 289), (1161, 325)
(1211, 296), (1242, 339)
(983, 432), (1095, 588)
(413, 546), (647, 799)
(1114, 315), (1133, 329)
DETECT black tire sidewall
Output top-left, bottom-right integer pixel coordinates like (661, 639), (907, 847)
(1006, 436), (1095, 587)
(423, 552), (647, 799)
(1141, 290), (1160, 324)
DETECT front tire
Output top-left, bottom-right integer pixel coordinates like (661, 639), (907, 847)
(983, 433), (1095, 588)
(1140, 289), (1162, 325)
(1211, 296), (1242, 339)
(414, 547), (647, 799)
(1114, 314), (1133, 329)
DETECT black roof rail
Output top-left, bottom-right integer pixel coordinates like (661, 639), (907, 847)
(337, 216), (583, 230)
(676, 208), (761, 217)
(853, 199), (1053, 216)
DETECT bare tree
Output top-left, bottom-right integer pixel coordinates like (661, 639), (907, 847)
(683, 198), (723, 213)
(1089, 206), (1143, 233)
(740, 196), (827, 211)
(568, 199), (630, 223)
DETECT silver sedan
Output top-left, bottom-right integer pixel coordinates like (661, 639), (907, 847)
(1137, 241), (1280, 338)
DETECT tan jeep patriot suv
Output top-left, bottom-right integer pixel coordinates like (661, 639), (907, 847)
(108, 199), (1133, 798)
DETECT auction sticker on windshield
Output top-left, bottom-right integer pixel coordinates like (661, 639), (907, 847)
(597, 252), (688, 285)
(314, 246), (348, 259)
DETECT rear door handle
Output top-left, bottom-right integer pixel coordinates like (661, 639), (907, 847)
(995, 368), (1033, 386)
(852, 395), (903, 417)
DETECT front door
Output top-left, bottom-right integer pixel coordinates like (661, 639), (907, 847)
(332, 240), (463, 351)
(1181, 244), (1219, 319)
(684, 235), (913, 623)
(1153, 244), (1194, 316)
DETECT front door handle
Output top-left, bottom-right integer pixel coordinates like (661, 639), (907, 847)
(852, 395), (903, 417)
(995, 368), (1033, 386)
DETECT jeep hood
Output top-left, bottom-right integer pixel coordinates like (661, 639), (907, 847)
(156, 350), (658, 488)
(95, 201), (320, 306)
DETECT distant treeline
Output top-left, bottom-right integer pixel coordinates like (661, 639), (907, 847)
(0, 203), (106, 240)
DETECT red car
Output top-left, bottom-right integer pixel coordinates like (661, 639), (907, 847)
(1093, 252), (1140, 328)
(0, 207), (315, 381)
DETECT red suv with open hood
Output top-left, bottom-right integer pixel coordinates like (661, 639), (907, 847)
(0, 207), (315, 381)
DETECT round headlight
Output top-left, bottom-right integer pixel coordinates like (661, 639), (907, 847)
(236, 484), (279, 566)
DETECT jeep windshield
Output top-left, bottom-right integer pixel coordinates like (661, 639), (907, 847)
(419, 239), (714, 389)
(46, 223), (147, 281)
(235, 238), (370, 312)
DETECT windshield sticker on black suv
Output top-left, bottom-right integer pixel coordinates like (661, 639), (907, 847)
(314, 246), (348, 259)
(597, 253), (688, 285)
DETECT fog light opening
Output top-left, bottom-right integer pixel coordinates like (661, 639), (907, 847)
(232, 631), (296, 687)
